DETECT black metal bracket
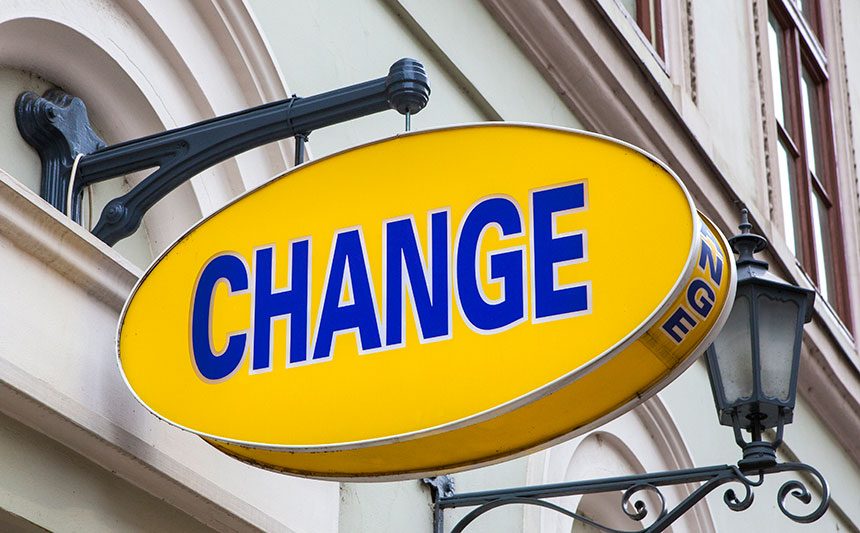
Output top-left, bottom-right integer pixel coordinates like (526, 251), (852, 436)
(15, 58), (430, 246)
(15, 90), (106, 217)
(425, 449), (830, 533)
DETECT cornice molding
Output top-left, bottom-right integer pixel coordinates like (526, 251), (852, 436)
(0, 169), (137, 311)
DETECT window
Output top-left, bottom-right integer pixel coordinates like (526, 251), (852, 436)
(619, 0), (664, 58)
(767, 0), (850, 320)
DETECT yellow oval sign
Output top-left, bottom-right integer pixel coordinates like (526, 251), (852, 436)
(118, 124), (735, 479)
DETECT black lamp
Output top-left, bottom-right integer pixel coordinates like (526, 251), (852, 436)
(705, 209), (815, 469)
(426, 209), (829, 531)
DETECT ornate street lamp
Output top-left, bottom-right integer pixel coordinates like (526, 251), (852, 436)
(425, 210), (829, 533)
(705, 209), (815, 471)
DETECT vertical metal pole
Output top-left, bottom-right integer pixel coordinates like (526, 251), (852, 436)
(433, 500), (444, 533)
(294, 133), (308, 165)
(423, 476), (453, 533)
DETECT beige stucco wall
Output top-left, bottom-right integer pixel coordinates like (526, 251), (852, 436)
(248, 0), (582, 160)
(689, 0), (764, 208)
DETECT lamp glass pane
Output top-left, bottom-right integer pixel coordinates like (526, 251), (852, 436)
(712, 295), (753, 403)
(758, 294), (800, 402)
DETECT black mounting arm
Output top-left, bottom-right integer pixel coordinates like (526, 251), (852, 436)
(424, 458), (830, 533)
(15, 58), (430, 246)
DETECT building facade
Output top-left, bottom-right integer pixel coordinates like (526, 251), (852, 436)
(0, 0), (857, 531)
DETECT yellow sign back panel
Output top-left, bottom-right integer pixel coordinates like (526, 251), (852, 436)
(118, 124), (735, 479)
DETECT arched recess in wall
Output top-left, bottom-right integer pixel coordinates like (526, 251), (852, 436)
(0, 0), (295, 268)
(524, 396), (717, 532)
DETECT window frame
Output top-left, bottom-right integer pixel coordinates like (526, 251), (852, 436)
(615, 0), (665, 62)
(768, 0), (852, 322)
(635, 0), (664, 59)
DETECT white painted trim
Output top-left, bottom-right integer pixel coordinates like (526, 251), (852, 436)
(0, 169), (138, 311)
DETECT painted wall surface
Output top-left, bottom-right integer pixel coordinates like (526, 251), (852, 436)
(0, 69), (50, 194)
(688, 0), (763, 209)
(839, 0), (860, 330)
(248, 0), (582, 159)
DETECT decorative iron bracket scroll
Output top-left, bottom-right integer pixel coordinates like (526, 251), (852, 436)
(15, 58), (430, 246)
(424, 461), (829, 533)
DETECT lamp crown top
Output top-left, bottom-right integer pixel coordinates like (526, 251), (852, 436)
(730, 208), (769, 268)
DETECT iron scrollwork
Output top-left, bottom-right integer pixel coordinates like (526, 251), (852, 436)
(425, 461), (829, 533)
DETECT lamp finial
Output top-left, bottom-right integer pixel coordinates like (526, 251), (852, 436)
(729, 208), (768, 266)
(739, 208), (752, 234)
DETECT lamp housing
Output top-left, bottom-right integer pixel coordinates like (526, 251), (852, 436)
(705, 212), (814, 433)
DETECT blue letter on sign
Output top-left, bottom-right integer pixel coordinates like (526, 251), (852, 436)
(191, 254), (249, 381)
(314, 229), (383, 359)
(456, 197), (525, 332)
(252, 240), (310, 370)
(384, 211), (450, 346)
(698, 238), (723, 285)
(531, 183), (589, 321)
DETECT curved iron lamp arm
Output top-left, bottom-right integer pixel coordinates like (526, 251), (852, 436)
(424, 461), (829, 533)
(15, 58), (429, 246)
